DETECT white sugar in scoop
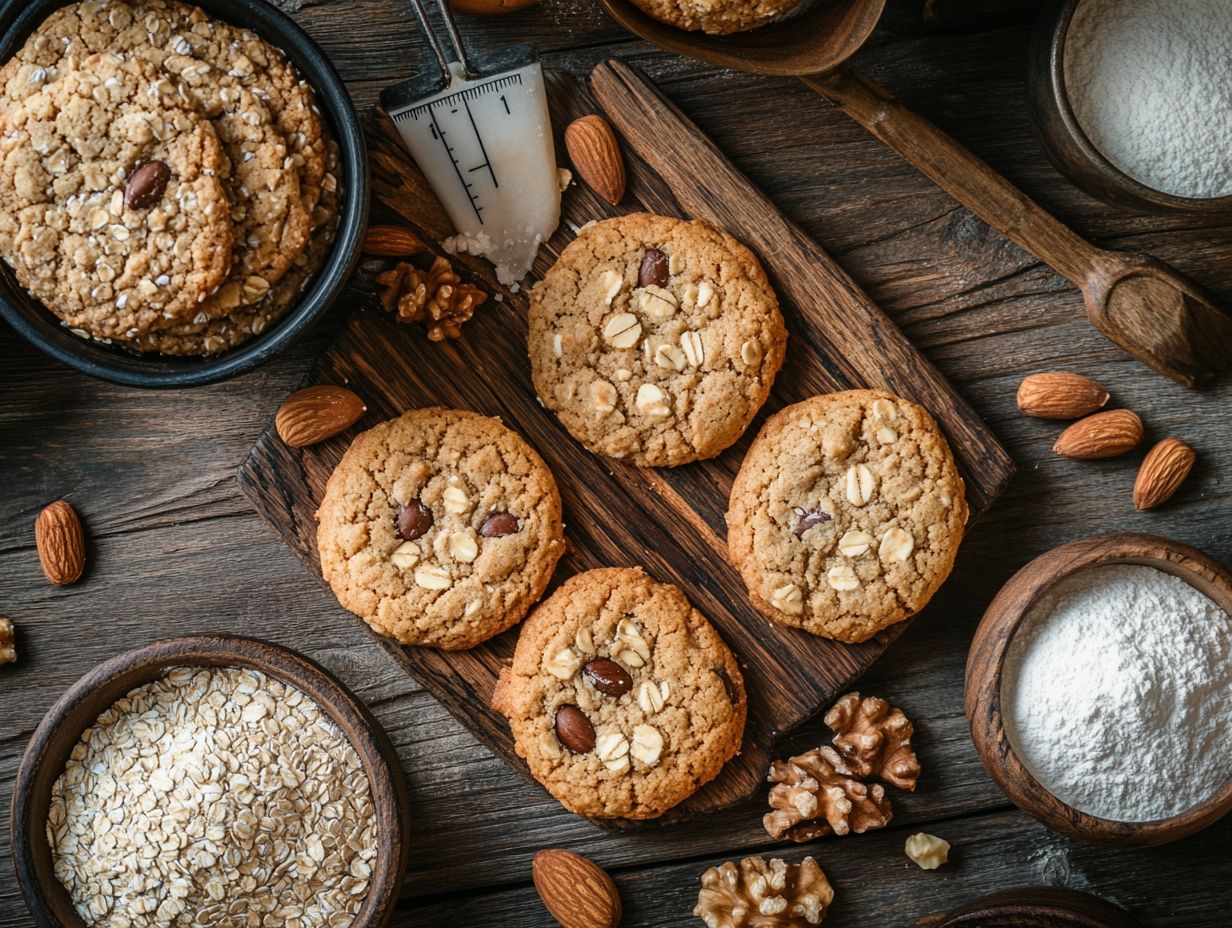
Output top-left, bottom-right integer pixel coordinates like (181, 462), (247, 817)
(381, 1), (560, 286)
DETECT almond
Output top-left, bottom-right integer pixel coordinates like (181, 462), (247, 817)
(1134, 438), (1196, 510)
(1053, 409), (1143, 459)
(565, 115), (625, 206)
(1017, 371), (1110, 419)
(275, 386), (366, 448)
(35, 500), (85, 586)
(532, 849), (621, 928)
(362, 224), (426, 257)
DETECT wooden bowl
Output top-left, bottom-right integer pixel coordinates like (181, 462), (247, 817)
(916, 887), (1143, 927)
(1026, 0), (1232, 215)
(965, 532), (1232, 846)
(10, 635), (411, 927)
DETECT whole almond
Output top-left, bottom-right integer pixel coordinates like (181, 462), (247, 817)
(35, 500), (85, 586)
(362, 224), (427, 257)
(533, 849), (622, 928)
(565, 115), (625, 206)
(1134, 438), (1196, 510)
(1017, 371), (1109, 419)
(1053, 409), (1143, 459)
(124, 160), (171, 210)
(275, 386), (366, 448)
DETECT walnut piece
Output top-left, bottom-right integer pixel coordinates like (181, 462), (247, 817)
(764, 745), (891, 842)
(824, 692), (921, 791)
(0, 617), (13, 666)
(695, 856), (834, 928)
(905, 832), (950, 870)
(376, 255), (488, 341)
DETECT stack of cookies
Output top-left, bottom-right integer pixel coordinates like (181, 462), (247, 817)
(0, 0), (339, 356)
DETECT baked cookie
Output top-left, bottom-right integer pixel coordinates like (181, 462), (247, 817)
(628, 0), (804, 35)
(0, 0), (316, 318)
(529, 213), (786, 467)
(316, 408), (565, 650)
(726, 390), (968, 643)
(491, 567), (747, 820)
(0, 54), (232, 338)
(124, 134), (339, 355)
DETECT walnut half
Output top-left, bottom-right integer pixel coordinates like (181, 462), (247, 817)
(376, 256), (488, 341)
(764, 745), (891, 842)
(824, 692), (920, 791)
(0, 617), (14, 666)
(695, 856), (834, 928)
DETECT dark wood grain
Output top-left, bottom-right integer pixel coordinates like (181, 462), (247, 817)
(238, 60), (1012, 825)
(3, 6), (1232, 926)
(966, 533), (1232, 847)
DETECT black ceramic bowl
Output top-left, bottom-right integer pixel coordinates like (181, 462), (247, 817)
(0, 0), (368, 387)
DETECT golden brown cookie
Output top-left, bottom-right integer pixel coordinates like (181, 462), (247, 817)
(726, 390), (968, 643)
(528, 213), (786, 467)
(492, 567), (747, 819)
(316, 408), (565, 650)
(628, 0), (805, 34)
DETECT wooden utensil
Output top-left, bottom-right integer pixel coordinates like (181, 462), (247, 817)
(238, 61), (1014, 826)
(598, 0), (1232, 387)
(965, 533), (1232, 847)
(11, 635), (411, 928)
(917, 887), (1144, 928)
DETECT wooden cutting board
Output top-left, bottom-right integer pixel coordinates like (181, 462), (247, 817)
(237, 59), (1014, 824)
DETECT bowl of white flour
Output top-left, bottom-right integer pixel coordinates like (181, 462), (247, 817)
(1028, 0), (1232, 213)
(966, 533), (1232, 846)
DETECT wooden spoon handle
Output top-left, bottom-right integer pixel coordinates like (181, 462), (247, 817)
(803, 64), (1107, 289)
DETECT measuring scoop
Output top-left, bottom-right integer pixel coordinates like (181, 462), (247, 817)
(381, 0), (559, 285)
(599, 0), (1232, 387)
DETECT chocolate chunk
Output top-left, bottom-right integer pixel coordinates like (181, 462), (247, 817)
(638, 248), (669, 288)
(583, 658), (633, 697)
(480, 511), (519, 538)
(713, 666), (741, 706)
(553, 704), (595, 754)
(124, 160), (171, 210)
(793, 507), (832, 538)
(396, 500), (433, 541)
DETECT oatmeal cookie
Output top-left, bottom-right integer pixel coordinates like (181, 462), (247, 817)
(628, 0), (805, 35)
(492, 567), (747, 820)
(726, 390), (968, 643)
(0, 54), (232, 338)
(316, 408), (565, 650)
(529, 213), (786, 467)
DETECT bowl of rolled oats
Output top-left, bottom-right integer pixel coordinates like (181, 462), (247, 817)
(10, 634), (410, 928)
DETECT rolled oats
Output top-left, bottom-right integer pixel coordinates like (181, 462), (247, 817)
(48, 666), (376, 928)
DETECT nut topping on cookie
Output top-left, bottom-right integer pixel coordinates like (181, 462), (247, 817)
(480, 511), (519, 538)
(547, 648), (582, 681)
(396, 500), (434, 541)
(583, 658), (633, 697)
(603, 311), (642, 348)
(124, 160), (171, 210)
(792, 507), (832, 538)
(638, 247), (669, 288)
(635, 285), (677, 320)
(554, 705), (596, 754)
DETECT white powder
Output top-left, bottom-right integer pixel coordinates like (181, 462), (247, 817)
(1002, 564), (1232, 822)
(1064, 0), (1232, 198)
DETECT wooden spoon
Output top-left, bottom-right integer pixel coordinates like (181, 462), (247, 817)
(599, 0), (1232, 387)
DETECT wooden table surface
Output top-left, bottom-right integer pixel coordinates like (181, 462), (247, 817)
(2, 0), (1230, 924)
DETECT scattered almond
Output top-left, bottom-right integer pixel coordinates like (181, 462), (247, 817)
(565, 115), (626, 206)
(1017, 371), (1109, 419)
(1134, 438), (1196, 510)
(275, 386), (366, 448)
(35, 500), (85, 586)
(532, 849), (622, 928)
(362, 224), (427, 258)
(1053, 409), (1143, 459)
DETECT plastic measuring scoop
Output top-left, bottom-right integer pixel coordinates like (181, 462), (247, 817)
(381, 0), (559, 286)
